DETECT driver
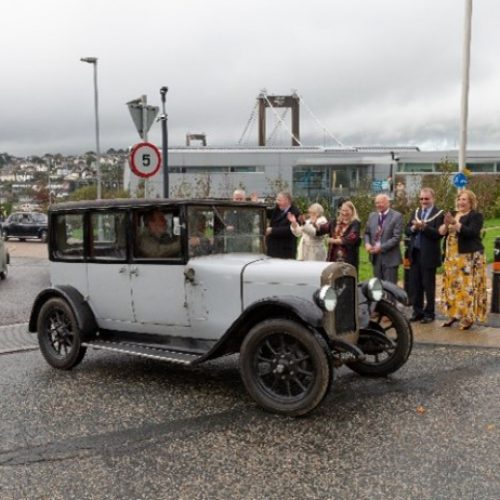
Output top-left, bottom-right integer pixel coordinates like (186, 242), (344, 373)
(137, 209), (180, 258)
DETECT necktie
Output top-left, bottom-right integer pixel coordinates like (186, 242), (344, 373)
(415, 209), (426, 249)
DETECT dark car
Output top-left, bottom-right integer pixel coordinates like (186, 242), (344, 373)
(2, 211), (48, 242)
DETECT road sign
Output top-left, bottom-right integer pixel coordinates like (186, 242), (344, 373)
(453, 172), (468, 188)
(127, 97), (159, 140)
(129, 142), (161, 178)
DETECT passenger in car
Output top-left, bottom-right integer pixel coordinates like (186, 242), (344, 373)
(188, 212), (213, 257)
(137, 209), (181, 258)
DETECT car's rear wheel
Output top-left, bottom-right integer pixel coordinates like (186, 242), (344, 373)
(3, 232), (8, 241)
(0, 269), (6, 280)
(348, 299), (412, 377)
(240, 319), (331, 416)
(40, 230), (48, 243)
(37, 297), (87, 370)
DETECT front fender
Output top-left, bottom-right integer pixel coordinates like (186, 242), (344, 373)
(29, 286), (98, 340)
(380, 280), (409, 305)
(201, 295), (324, 361)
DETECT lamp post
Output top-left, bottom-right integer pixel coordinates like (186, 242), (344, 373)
(458, 0), (473, 173)
(80, 57), (102, 199)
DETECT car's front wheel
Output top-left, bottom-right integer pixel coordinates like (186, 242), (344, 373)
(37, 297), (87, 370)
(240, 319), (331, 416)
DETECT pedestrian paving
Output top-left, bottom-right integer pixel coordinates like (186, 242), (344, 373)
(410, 315), (500, 348)
(0, 323), (38, 354)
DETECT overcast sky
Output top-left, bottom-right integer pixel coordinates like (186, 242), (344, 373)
(1, 0), (499, 156)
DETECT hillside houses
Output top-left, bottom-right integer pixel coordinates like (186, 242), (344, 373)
(0, 150), (126, 209)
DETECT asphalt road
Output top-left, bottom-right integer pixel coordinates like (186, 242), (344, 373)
(0, 245), (499, 499)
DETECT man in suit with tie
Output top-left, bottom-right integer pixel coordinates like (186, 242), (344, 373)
(405, 187), (444, 323)
(364, 194), (403, 284)
(266, 192), (301, 259)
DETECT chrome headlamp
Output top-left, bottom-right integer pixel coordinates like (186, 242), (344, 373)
(366, 277), (384, 302)
(314, 285), (338, 312)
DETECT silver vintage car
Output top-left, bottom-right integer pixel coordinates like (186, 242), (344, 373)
(30, 199), (412, 416)
(0, 223), (9, 279)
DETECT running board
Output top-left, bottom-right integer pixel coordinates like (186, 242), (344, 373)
(82, 340), (202, 365)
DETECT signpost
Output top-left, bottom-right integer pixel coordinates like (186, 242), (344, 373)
(129, 142), (161, 179)
(126, 96), (159, 141)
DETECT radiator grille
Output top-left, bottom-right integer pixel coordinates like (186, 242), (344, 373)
(334, 276), (357, 334)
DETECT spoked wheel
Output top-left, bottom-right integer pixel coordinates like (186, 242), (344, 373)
(348, 300), (412, 377)
(37, 298), (87, 370)
(240, 319), (331, 416)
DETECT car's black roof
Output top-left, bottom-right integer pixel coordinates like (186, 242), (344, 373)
(48, 198), (266, 213)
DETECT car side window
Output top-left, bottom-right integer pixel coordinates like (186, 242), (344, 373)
(133, 208), (182, 260)
(52, 214), (85, 260)
(187, 208), (215, 257)
(90, 212), (127, 260)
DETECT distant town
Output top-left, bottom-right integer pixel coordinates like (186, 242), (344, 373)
(0, 150), (127, 213)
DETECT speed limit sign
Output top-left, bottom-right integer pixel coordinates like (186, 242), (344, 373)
(129, 142), (161, 178)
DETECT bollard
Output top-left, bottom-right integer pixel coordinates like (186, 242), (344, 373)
(491, 237), (500, 313)
(403, 236), (411, 304)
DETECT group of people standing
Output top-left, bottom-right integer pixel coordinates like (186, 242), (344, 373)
(264, 189), (488, 331)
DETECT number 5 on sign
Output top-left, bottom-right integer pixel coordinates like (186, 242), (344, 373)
(129, 142), (161, 178)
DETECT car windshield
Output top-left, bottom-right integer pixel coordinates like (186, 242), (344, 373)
(32, 213), (48, 223)
(187, 205), (265, 257)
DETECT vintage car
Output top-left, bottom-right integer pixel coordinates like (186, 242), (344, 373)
(29, 198), (412, 416)
(0, 224), (9, 279)
(2, 211), (48, 242)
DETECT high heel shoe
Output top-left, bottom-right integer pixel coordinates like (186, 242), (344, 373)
(441, 317), (458, 327)
(459, 319), (473, 331)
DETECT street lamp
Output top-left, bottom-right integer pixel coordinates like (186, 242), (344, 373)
(80, 56), (102, 199)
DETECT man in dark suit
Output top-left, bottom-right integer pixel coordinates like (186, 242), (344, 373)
(405, 187), (444, 323)
(364, 194), (403, 284)
(266, 192), (301, 259)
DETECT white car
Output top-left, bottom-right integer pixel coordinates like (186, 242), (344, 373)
(0, 224), (8, 279)
(30, 199), (412, 416)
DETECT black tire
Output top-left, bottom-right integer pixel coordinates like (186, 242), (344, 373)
(348, 300), (413, 377)
(0, 269), (7, 280)
(240, 319), (331, 416)
(3, 233), (8, 241)
(40, 230), (48, 243)
(19, 238), (26, 242)
(37, 297), (87, 370)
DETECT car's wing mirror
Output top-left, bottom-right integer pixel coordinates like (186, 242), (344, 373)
(173, 217), (184, 236)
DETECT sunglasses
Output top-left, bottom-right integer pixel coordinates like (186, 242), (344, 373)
(420, 197), (430, 200)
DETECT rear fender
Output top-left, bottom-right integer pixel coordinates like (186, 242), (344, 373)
(29, 286), (97, 340)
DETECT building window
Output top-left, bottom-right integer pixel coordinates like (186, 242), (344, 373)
(397, 163), (435, 173)
(466, 163), (495, 173)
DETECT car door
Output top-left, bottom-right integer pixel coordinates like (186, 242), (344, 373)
(86, 210), (135, 331)
(7, 214), (21, 238)
(21, 214), (36, 238)
(129, 207), (190, 335)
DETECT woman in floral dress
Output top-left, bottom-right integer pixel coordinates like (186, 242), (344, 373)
(439, 189), (487, 330)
